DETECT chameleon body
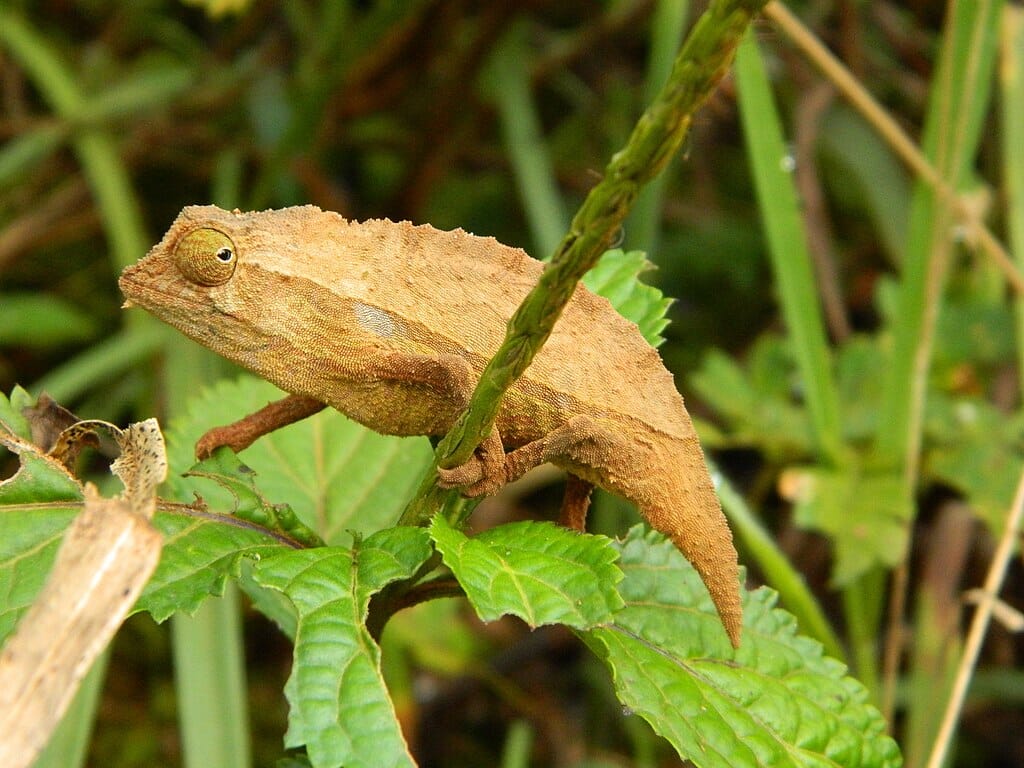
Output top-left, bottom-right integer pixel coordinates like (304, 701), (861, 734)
(120, 205), (742, 646)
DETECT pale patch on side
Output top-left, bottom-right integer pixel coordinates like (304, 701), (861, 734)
(354, 301), (404, 338)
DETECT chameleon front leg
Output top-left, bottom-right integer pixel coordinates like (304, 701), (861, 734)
(196, 348), (484, 461)
(196, 393), (326, 458)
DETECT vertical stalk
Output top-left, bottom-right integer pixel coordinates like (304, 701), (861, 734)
(733, 31), (845, 465)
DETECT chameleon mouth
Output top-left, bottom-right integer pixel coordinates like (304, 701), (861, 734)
(118, 267), (204, 312)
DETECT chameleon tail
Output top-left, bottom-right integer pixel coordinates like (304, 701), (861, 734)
(637, 461), (743, 648)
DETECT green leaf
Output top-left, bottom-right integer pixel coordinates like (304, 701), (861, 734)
(788, 465), (909, 586)
(0, 397), (86, 642)
(582, 249), (672, 348)
(431, 516), (624, 628)
(164, 376), (433, 544)
(137, 510), (288, 622)
(0, 385), (35, 442)
(691, 337), (815, 461)
(582, 527), (902, 768)
(925, 396), (1024, 533)
(252, 527), (433, 768)
(185, 448), (324, 547)
(0, 388), (289, 631)
(0, 506), (78, 643)
(0, 294), (98, 347)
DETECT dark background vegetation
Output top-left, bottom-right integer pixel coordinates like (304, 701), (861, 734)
(1, 1), (1022, 766)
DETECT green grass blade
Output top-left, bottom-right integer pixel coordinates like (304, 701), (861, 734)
(733, 30), (845, 464)
(163, 328), (251, 768)
(874, 0), (1003, 467)
(171, 590), (251, 768)
(0, 10), (148, 273)
(484, 23), (568, 259)
(1004, 5), (1024, 383)
(31, 653), (109, 768)
(31, 325), (166, 403)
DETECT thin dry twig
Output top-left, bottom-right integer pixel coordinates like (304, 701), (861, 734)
(924, 465), (1024, 768)
(765, 0), (1024, 295)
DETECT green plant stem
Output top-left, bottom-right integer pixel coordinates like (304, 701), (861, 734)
(628, 0), (691, 256)
(32, 325), (166, 403)
(401, 0), (769, 527)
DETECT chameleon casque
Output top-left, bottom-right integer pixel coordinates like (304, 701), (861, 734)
(119, 205), (742, 646)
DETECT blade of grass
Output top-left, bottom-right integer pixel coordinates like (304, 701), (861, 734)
(171, 590), (251, 768)
(874, 0), (1003, 736)
(736, 28), (886, 689)
(163, 185), (250, 768)
(164, 348), (250, 768)
(627, 0), (691, 256)
(765, 1), (1022, 294)
(1005, 5), (1024, 382)
(499, 720), (534, 768)
(32, 325), (166, 403)
(31, 653), (109, 768)
(401, 0), (770, 526)
(874, 0), (1002, 474)
(484, 22), (568, 259)
(733, 30), (845, 465)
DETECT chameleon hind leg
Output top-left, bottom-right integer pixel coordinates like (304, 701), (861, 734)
(438, 415), (607, 529)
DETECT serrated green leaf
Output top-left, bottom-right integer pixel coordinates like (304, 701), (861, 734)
(582, 249), (672, 348)
(164, 376), (433, 543)
(582, 527), (902, 768)
(431, 516), (624, 628)
(252, 527), (432, 768)
(138, 510), (288, 622)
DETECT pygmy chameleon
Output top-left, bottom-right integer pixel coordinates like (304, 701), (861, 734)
(119, 205), (743, 647)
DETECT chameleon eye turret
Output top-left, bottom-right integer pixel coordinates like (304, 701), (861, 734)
(173, 228), (237, 286)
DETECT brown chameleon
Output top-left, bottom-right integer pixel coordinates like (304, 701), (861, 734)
(119, 205), (742, 646)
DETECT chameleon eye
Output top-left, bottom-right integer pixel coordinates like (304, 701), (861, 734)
(173, 228), (237, 286)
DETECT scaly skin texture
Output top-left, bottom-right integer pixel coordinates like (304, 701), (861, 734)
(120, 205), (742, 646)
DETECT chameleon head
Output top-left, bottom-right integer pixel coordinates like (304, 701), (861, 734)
(119, 209), (263, 357)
